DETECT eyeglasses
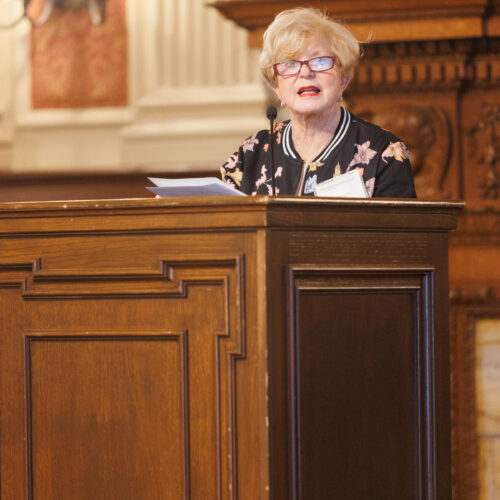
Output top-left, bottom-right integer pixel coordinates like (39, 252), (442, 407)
(273, 56), (337, 76)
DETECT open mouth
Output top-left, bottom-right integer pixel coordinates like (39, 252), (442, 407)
(298, 86), (321, 96)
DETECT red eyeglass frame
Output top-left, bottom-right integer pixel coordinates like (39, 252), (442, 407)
(273, 56), (337, 76)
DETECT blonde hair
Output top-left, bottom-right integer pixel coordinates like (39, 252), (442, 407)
(259, 8), (362, 87)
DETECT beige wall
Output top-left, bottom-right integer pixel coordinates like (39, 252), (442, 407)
(0, 0), (270, 172)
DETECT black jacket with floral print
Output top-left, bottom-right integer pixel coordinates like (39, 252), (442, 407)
(220, 108), (417, 198)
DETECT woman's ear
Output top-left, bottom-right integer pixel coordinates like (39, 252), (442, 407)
(341, 75), (352, 92)
(271, 85), (282, 103)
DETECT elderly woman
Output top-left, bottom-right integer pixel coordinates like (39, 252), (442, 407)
(221, 8), (416, 197)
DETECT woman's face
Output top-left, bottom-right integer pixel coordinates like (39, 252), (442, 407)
(272, 36), (350, 120)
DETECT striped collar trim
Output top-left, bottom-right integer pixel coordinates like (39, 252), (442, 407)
(282, 107), (351, 162)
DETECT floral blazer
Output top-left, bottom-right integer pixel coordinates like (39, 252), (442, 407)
(220, 108), (416, 198)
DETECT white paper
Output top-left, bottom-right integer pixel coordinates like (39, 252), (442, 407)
(147, 177), (246, 198)
(313, 170), (368, 198)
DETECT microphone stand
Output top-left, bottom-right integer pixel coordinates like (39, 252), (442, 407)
(266, 106), (277, 196)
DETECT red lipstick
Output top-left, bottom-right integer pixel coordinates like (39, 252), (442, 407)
(298, 86), (321, 96)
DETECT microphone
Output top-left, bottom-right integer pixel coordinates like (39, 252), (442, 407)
(266, 106), (277, 196)
(266, 105), (277, 121)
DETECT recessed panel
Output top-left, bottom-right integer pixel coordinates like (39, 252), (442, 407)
(297, 291), (418, 499)
(27, 337), (186, 500)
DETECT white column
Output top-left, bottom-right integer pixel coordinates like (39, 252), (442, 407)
(121, 0), (268, 170)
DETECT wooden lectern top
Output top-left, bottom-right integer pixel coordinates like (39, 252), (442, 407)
(0, 195), (464, 233)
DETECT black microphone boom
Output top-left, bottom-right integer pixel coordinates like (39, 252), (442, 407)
(266, 106), (278, 196)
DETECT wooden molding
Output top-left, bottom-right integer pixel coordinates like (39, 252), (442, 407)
(450, 307), (480, 500)
(349, 38), (500, 92)
(450, 304), (500, 500)
(288, 266), (437, 497)
(210, 0), (500, 46)
(3, 254), (246, 498)
(450, 286), (500, 304)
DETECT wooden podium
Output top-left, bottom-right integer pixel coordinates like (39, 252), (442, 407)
(0, 197), (462, 499)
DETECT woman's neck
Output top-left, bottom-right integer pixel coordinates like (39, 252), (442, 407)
(290, 106), (342, 162)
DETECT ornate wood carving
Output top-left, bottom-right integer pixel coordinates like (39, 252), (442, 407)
(468, 102), (500, 199)
(350, 39), (500, 92)
(346, 37), (500, 202)
(353, 103), (453, 199)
